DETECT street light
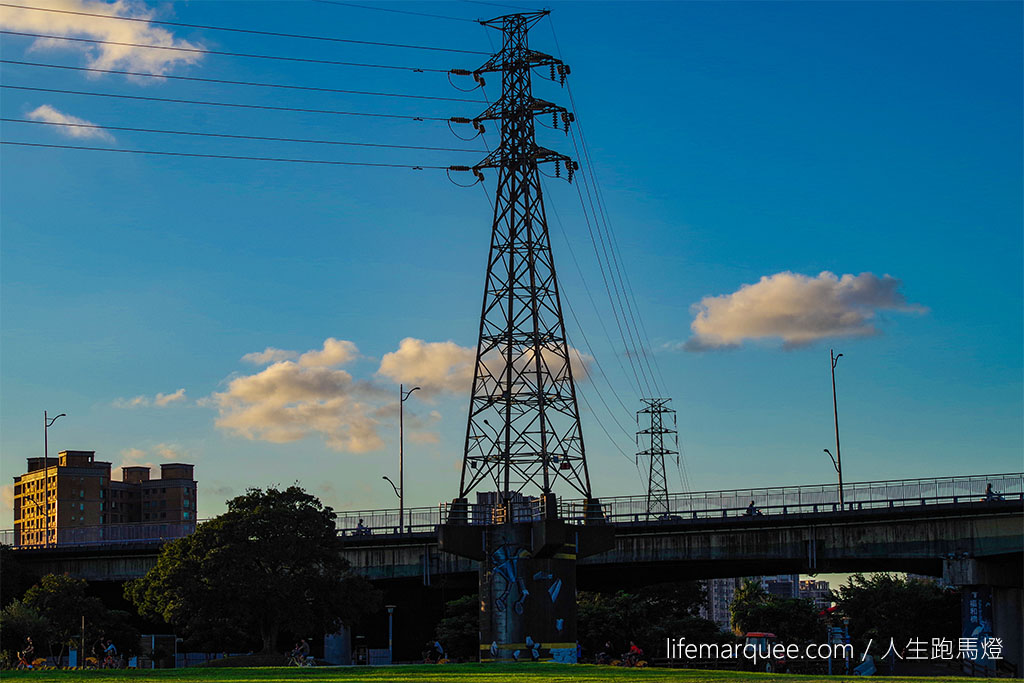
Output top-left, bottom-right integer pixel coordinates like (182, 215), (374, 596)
(397, 385), (419, 532)
(829, 350), (844, 507)
(43, 410), (66, 548)
(385, 605), (396, 665)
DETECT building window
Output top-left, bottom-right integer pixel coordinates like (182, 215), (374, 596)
(184, 499), (189, 508)
(79, 503), (84, 511)
(183, 511), (190, 520)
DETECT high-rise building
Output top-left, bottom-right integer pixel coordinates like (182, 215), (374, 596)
(799, 579), (833, 610)
(761, 574), (801, 599)
(12, 450), (197, 547)
(702, 577), (743, 632)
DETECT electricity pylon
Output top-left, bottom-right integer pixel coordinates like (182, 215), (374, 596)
(637, 398), (678, 519)
(440, 11), (611, 665)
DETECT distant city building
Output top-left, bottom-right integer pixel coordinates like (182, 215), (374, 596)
(702, 577), (742, 632)
(12, 450), (197, 547)
(799, 579), (833, 610)
(761, 574), (800, 599)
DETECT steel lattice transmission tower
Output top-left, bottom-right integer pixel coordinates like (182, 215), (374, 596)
(637, 398), (678, 519)
(456, 10), (590, 504)
(441, 11), (612, 665)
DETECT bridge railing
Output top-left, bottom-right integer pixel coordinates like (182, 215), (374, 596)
(5, 473), (1021, 545)
(1, 521), (197, 549)
(569, 472), (1023, 524)
(337, 472), (1023, 536)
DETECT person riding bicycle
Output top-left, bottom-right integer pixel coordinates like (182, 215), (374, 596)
(17, 637), (35, 669)
(288, 638), (311, 665)
(356, 519), (371, 536)
(596, 640), (613, 665)
(623, 641), (644, 666)
(101, 640), (119, 668)
(985, 483), (1004, 501)
(744, 500), (763, 516)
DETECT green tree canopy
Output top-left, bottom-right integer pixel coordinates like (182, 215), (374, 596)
(577, 582), (729, 660)
(435, 594), (477, 662)
(0, 600), (48, 662)
(127, 485), (380, 652)
(831, 573), (960, 651)
(730, 579), (823, 645)
(22, 574), (105, 659)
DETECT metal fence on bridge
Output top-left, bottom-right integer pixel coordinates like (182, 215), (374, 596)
(335, 472), (1023, 536)
(3, 472), (1020, 547)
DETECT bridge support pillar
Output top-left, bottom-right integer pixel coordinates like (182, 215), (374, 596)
(943, 556), (1023, 676)
(439, 497), (613, 663)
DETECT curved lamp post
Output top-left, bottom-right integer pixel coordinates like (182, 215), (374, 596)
(43, 410), (66, 548)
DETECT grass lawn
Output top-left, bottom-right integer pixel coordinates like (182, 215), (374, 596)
(0, 664), (1003, 682)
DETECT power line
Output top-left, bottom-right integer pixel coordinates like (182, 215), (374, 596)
(1, 85), (451, 122)
(0, 140), (449, 169)
(0, 3), (489, 55)
(0, 31), (450, 73)
(2, 118), (484, 154)
(460, 0), (539, 11)
(314, 0), (478, 24)
(1, 60), (485, 104)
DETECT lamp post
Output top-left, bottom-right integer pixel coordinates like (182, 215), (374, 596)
(829, 350), (844, 507)
(43, 410), (66, 548)
(385, 605), (396, 664)
(398, 385), (419, 532)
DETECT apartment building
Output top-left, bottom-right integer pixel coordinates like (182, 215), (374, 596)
(12, 450), (197, 547)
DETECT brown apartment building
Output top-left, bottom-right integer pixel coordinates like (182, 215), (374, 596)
(12, 450), (197, 547)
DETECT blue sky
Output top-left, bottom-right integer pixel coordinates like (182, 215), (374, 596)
(1, 0), (1021, 528)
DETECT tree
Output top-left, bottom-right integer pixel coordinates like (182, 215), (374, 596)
(0, 600), (48, 663)
(435, 594), (478, 662)
(22, 574), (105, 660)
(127, 485), (381, 652)
(832, 573), (959, 652)
(577, 582), (729, 660)
(0, 544), (36, 609)
(730, 579), (823, 644)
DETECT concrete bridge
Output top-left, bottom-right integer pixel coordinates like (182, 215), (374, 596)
(8, 472), (1023, 671)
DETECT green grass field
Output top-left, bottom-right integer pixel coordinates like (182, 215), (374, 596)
(0, 664), (1003, 683)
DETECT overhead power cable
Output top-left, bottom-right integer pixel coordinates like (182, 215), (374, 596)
(0, 141), (449, 169)
(1, 85), (451, 122)
(313, 0), (478, 24)
(0, 3), (489, 55)
(2, 118), (484, 153)
(1, 60), (485, 103)
(0, 31), (449, 73)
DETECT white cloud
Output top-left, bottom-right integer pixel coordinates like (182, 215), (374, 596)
(1, 484), (14, 511)
(154, 388), (186, 406)
(116, 447), (155, 473)
(242, 347), (299, 365)
(299, 338), (358, 368)
(684, 271), (926, 350)
(212, 340), (383, 453)
(27, 104), (114, 141)
(113, 395), (149, 408)
(114, 388), (187, 408)
(377, 338), (475, 395)
(0, 0), (203, 76)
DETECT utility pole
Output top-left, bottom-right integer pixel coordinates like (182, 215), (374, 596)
(440, 11), (612, 664)
(398, 384), (419, 532)
(43, 410), (65, 548)
(637, 398), (678, 520)
(830, 349), (844, 507)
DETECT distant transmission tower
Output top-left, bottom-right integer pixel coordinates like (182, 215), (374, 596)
(637, 398), (678, 519)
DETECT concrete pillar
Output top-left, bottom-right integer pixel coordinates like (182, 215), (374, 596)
(944, 557), (1023, 676)
(439, 497), (613, 664)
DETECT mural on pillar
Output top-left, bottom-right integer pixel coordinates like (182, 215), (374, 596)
(482, 543), (578, 663)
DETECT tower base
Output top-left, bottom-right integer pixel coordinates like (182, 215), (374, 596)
(439, 498), (614, 663)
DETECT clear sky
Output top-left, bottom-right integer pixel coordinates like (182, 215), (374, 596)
(1, 0), (1021, 528)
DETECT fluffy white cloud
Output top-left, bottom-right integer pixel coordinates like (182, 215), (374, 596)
(685, 271), (925, 350)
(114, 388), (186, 408)
(27, 104), (114, 141)
(377, 337), (589, 396)
(0, 0), (203, 75)
(212, 340), (383, 453)
(377, 338), (475, 395)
